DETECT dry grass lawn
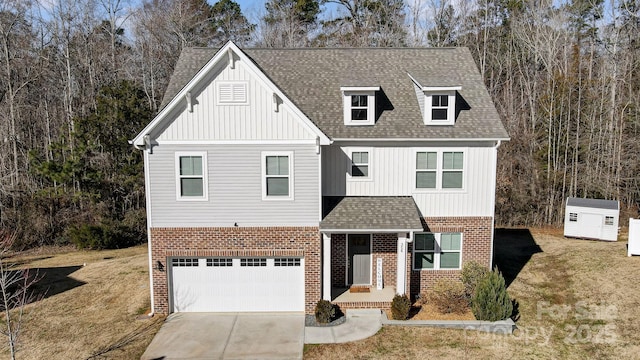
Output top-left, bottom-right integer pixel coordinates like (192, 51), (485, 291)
(305, 228), (640, 360)
(0, 244), (164, 360)
(3, 228), (639, 359)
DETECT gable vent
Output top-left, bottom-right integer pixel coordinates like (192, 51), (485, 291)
(217, 81), (248, 104)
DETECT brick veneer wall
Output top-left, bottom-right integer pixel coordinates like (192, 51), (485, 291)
(372, 233), (397, 289)
(409, 216), (493, 299)
(149, 226), (320, 314)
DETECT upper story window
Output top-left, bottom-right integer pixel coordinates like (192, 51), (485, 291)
(262, 151), (294, 200)
(347, 148), (372, 180)
(217, 81), (248, 105)
(431, 95), (449, 120)
(341, 86), (379, 126)
(351, 95), (368, 120)
(442, 151), (464, 188)
(175, 151), (208, 201)
(424, 91), (456, 125)
(415, 150), (464, 190)
(351, 151), (369, 177)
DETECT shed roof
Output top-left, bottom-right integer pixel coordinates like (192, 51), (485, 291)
(566, 197), (619, 210)
(320, 196), (424, 231)
(160, 46), (509, 140)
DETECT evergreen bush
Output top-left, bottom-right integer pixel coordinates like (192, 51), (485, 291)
(471, 269), (513, 321)
(391, 294), (411, 320)
(314, 299), (335, 324)
(461, 261), (490, 301)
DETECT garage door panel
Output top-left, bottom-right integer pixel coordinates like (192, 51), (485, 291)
(171, 257), (304, 312)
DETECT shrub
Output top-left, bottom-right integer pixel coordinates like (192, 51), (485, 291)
(67, 222), (142, 250)
(391, 294), (411, 320)
(428, 279), (468, 314)
(315, 299), (335, 324)
(461, 261), (490, 301)
(471, 269), (513, 321)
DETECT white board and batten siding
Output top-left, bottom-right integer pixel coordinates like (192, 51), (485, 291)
(322, 142), (498, 217)
(564, 197), (619, 242)
(148, 143), (319, 227)
(154, 57), (316, 142)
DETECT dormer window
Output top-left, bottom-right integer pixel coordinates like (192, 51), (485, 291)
(431, 95), (449, 120)
(424, 90), (456, 125)
(341, 86), (379, 126)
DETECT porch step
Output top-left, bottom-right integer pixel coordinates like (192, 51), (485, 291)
(333, 300), (392, 311)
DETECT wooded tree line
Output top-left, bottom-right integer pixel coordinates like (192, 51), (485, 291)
(0, 0), (637, 248)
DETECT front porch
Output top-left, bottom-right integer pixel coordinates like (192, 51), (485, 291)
(331, 286), (396, 310)
(319, 196), (425, 308)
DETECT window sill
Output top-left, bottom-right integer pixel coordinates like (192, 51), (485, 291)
(176, 197), (209, 202)
(261, 196), (295, 201)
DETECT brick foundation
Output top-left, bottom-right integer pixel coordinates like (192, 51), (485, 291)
(409, 216), (493, 299)
(149, 226), (320, 314)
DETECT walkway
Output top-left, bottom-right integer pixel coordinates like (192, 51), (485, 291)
(304, 309), (382, 344)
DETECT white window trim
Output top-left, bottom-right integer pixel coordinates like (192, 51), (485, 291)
(346, 147), (373, 181)
(342, 88), (378, 126)
(216, 81), (249, 105)
(414, 148), (466, 192)
(424, 90), (456, 125)
(175, 151), (208, 201)
(261, 151), (294, 201)
(413, 232), (463, 270)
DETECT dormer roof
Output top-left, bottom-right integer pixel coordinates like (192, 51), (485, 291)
(159, 45), (509, 141)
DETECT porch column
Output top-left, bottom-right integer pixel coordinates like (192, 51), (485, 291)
(396, 233), (408, 295)
(322, 233), (332, 301)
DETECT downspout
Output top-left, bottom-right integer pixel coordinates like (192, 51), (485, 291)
(489, 140), (502, 269)
(131, 135), (156, 316)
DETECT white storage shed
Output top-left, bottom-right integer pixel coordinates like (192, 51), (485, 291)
(564, 197), (619, 241)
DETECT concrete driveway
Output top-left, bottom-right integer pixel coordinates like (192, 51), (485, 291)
(141, 313), (305, 360)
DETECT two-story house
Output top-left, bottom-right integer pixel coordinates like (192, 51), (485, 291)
(131, 42), (509, 315)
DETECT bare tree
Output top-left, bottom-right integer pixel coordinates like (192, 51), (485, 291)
(0, 232), (41, 360)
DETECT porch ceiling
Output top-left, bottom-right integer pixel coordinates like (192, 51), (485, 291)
(320, 196), (424, 232)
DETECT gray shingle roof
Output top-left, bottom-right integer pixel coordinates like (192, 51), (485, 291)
(320, 196), (424, 231)
(566, 197), (619, 210)
(161, 46), (509, 140)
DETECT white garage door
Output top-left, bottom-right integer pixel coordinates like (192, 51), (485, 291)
(170, 257), (305, 312)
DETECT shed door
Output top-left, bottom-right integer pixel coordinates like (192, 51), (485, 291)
(170, 257), (304, 312)
(580, 213), (603, 239)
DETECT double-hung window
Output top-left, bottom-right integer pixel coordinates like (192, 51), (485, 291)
(348, 149), (372, 180)
(351, 95), (368, 121)
(262, 152), (293, 200)
(415, 150), (464, 190)
(431, 95), (449, 121)
(175, 152), (207, 200)
(442, 152), (464, 188)
(413, 233), (462, 270)
(341, 87), (379, 125)
(351, 151), (369, 177)
(416, 151), (437, 189)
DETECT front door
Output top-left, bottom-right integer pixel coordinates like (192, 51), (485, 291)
(348, 234), (371, 285)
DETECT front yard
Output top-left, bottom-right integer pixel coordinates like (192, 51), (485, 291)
(305, 229), (640, 360)
(0, 245), (164, 359)
(2, 229), (639, 359)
